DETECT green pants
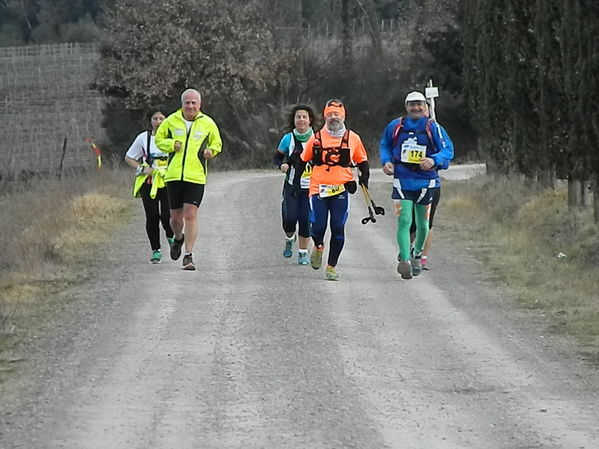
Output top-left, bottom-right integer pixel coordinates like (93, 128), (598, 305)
(396, 200), (430, 261)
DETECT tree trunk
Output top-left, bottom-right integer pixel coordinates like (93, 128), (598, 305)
(294, 0), (305, 89)
(581, 181), (589, 207)
(567, 176), (582, 209)
(593, 176), (599, 224)
(19, 0), (35, 41)
(341, 0), (353, 72)
(355, 0), (384, 60)
(541, 166), (555, 189)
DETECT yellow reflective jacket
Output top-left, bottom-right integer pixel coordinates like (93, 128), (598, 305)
(155, 109), (222, 184)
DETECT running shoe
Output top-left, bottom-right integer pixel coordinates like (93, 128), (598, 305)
(325, 265), (339, 281)
(397, 258), (413, 280)
(170, 234), (184, 260)
(167, 236), (175, 248)
(310, 246), (324, 270)
(182, 253), (195, 271)
(283, 235), (296, 258)
(298, 251), (309, 265)
(150, 250), (161, 264)
(411, 251), (422, 276)
(421, 256), (429, 271)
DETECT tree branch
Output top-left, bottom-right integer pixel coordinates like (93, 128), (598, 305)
(353, 0), (383, 59)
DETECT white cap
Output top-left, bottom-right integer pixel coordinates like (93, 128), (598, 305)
(405, 91), (427, 103)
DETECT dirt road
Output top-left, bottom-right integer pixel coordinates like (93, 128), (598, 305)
(1, 168), (598, 448)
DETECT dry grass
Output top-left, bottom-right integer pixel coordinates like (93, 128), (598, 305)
(0, 167), (132, 374)
(442, 174), (599, 360)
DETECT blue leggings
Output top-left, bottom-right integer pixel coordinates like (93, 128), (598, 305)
(310, 193), (349, 267)
(281, 183), (310, 238)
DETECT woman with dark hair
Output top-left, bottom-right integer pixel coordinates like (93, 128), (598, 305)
(125, 110), (174, 264)
(273, 104), (318, 265)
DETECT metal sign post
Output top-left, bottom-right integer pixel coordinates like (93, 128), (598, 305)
(425, 79), (439, 120)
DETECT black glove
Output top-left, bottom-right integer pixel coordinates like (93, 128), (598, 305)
(358, 161), (370, 188)
(345, 180), (357, 194)
(273, 151), (285, 169)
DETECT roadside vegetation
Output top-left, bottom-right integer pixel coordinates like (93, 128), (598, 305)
(0, 168), (132, 380)
(1, 167), (597, 381)
(441, 174), (599, 362)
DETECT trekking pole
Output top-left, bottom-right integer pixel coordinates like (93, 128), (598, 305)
(360, 183), (376, 225)
(361, 184), (385, 216)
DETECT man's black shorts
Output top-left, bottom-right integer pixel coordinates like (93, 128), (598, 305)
(166, 181), (205, 209)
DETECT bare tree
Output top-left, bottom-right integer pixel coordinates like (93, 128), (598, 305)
(11, 0), (36, 37)
(341, 0), (353, 70)
(354, 0), (383, 60)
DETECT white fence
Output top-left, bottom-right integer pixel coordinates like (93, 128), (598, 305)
(0, 43), (106, 176)
(0, 28), (402, 176)
(305, 18), (401, 38)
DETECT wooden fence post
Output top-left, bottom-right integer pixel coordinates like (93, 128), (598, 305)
(58, 137), (67, 180)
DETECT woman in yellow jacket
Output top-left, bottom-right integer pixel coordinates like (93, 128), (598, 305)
(155, 88), (222, 271)
(125, 110), (175, 264)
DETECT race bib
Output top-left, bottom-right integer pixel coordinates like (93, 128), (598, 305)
(152, 159), (168, 169)
(400, 137), (427, 164)
(319, 183), (345, 198)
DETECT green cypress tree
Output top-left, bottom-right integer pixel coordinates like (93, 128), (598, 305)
(504, 0), (538, 177)
(535, 0), (566, 184)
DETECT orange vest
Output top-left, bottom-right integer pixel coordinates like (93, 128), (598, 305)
(301, 128), (368, 197)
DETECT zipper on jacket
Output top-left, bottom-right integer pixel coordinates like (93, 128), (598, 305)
(180, 112), (203, 181)
(181, 125), (192, 181)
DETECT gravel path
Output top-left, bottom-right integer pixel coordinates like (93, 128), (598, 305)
(1, 167), (598, 448)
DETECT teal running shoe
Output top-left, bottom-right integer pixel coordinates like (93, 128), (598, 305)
(298, 252), (309, 265)
(150, 250), (161, 264)
(283, 235), (296, 258)
(411, 251), (422, 276)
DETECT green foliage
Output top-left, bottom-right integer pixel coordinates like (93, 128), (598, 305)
(0, 0), (99, 44)
(94, 0), (292, 165)
(0, 23), (22, 46)
(461, 0), (599, 193)
(96, 0), (278, 105)
(60, 16), (99, 42)
(92, 0), (471, 167)
(422, 1), (478, 159)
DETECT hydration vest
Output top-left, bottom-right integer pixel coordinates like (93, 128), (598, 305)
(288, 134), (304, 166)
(311, 130), (351, 168)
(392, 116), (435, 148)
(392, 117), (438, 169)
